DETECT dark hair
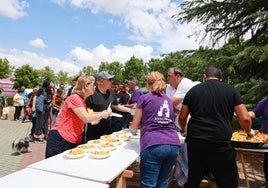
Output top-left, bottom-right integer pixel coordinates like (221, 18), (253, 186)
(42, 80), (51, 88)
(72, 76), (79, 82)
(204, 65), (222, 80)
(112, 80), (120, 85)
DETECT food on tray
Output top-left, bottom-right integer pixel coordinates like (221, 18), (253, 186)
(231, 130), (268, 143)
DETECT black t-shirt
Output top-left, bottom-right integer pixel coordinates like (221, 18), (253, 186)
(183, 79), (243, 148)
(113, 91), (129, 114)
(67, 86), (73, 97)
(85, 87), (118, 141)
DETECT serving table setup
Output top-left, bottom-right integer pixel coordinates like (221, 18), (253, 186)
(26, 129), (140, 188)
(0, 129), (186, 188)
(231, 130), (268, 188)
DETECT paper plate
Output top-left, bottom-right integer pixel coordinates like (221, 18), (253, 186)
(100, 134), (115, 140)
(89, 149), (110, 159)
(77, 144), (96, 152)
(99, 142), (117, 151)
(87, 139), (104, 145)
(64, 149), (86, 159)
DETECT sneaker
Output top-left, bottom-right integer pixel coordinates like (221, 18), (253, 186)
(36, 138), (45, 144)
(260, 182), (268, 188)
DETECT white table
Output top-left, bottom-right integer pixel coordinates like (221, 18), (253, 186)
(0, 168), (109, 188)
(28, 139), (140, 186)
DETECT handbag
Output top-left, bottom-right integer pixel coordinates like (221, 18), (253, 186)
(2, 107), (10, 115)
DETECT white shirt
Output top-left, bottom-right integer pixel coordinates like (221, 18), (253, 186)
(166, 78), (200, 129)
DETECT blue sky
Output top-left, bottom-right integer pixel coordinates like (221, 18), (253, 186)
(0, 0), (208, 76)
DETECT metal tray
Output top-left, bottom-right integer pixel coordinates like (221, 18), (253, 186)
(231, 140), (268, 149)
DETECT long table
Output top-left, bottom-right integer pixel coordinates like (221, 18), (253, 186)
(0, 168), (109, 188)
(28, 138), (140, 187)
(235, 147), (268, 188)
(2, 130), (184, 188)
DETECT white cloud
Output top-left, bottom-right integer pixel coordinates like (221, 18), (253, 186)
(64, 0), (212, 52)
(0, 0), (217, 76)
(0, 44), (153, 76)
(69, 44), (153, 69)
(0, 47), (80, 76)
(0, 0), (29, 19)
(28, 38), (48, 49)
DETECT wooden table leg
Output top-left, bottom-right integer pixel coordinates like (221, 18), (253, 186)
(116, 170), (133, 188)
(236, 151), (250, 188)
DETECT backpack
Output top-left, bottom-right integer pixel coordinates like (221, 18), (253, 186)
(36, 89), (45, 112)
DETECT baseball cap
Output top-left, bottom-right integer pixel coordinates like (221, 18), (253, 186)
(95, 71), (114, 81)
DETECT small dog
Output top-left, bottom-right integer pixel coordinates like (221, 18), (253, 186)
(12, 137), (32, 154)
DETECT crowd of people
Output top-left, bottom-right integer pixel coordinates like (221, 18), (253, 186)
(3, 65), (267, 187)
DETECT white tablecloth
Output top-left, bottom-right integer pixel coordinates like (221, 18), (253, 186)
(0, 168), (109, 188)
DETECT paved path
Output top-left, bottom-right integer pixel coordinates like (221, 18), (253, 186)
(0, 107), (46, 177)
(0, 107), (265, 187)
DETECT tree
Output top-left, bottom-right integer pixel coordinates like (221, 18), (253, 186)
(13, 64), (40, 89)
(0, 58), (13, 79)
(56, 70), (69, 88)
(99, 61), (124, 82)
(79, 65), (96, 76)
(173, 0), (268, 46)
(123, 56), (147, 87)
(39, 66), (56, 84)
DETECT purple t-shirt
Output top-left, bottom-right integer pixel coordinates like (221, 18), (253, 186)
(253, 97), (268, 133)
(136, 92), (181, 152)
(128, 89), (143, 104)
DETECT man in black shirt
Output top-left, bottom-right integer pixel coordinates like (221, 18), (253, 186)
(179, 65), (253, 188)
(111, 80), (129, 132)
(66, 77), (78, 97)
(85, 71), (130, 141)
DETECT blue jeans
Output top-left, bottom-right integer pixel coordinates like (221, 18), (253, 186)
(140, 144), (180, 188)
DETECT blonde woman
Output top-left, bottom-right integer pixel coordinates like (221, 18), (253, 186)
(129, 71), (181, 188)
(13, 89), (24, 121)
(45, 76), (111, 158)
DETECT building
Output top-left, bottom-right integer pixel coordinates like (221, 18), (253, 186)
(0, 77), (16, 96)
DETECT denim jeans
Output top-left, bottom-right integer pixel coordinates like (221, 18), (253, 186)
(45, 130), (78, 158)
(140, 144), (180, 188)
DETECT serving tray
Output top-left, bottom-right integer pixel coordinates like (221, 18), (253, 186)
(231, 140), (268, 149)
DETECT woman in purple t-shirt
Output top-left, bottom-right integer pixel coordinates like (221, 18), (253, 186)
(129, 71), (181, 188)
(249, 97), (268, 188)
